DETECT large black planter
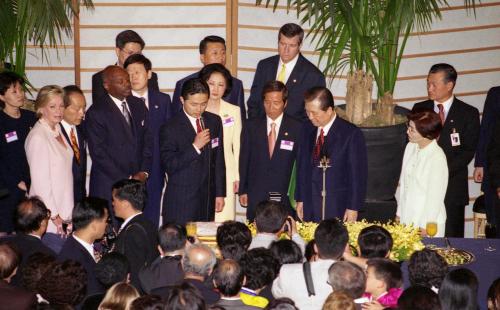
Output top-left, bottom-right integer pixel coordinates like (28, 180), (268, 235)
(340, 105), (410, 222)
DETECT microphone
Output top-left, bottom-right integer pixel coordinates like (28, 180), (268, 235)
(199, 115), (206, 130)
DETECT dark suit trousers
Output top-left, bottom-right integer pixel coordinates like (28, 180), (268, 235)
(445, 203), (465, 237)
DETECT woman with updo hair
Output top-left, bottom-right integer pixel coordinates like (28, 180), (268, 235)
(396, 109), (448, 237)
(25, 85), (73, 243)
(200, 63), (242, 221)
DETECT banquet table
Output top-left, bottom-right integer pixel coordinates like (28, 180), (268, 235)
(402, 237), (500, 310)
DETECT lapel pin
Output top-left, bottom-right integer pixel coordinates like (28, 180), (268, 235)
(285, 132), (288, 136)
(155, 105), (159, 109)
(293, 79), (297, 83)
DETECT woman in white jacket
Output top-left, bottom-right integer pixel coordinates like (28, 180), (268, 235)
(397, 109), (448, 237)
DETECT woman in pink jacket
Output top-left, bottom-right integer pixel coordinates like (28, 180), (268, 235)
(25, 85), (74, 242)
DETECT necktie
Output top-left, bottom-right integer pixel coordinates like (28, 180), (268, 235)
(268, 122), (277, 157)
(313, 128), (325, 161)
(121, 101), (131, 126)
(277, 64), (286, 83)
(69, 127), (80, 164)
(437, 104), (445, 125)
(196, 118), (203, 133)
(140, 97), (148, 110)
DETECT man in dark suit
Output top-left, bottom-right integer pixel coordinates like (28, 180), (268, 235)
(58, 197), (109, 296)
(4, 197), (55, 287)
(92, 30), (159, 105)
(61, 85), (87, 205)
(86, 66), (152, 208)
(487, 117), (500, 234)
(296, 87), (367, 222)
(247, 23), (326, 122)
(139, 223), (185, 294)
(125, 54), (176, 227)
(160, 78), (226, 224)
(474, 86), (500, 236)
(152, 243), (220, 305)
(0, 243), (37, 310)
(112, 180), (158, 290)
(413, 63), (480, 237)
(239, 81), (302, 221)
(172, 36), (245, 118)
(214, 259), (260, 310)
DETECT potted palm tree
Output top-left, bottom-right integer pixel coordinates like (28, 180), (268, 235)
(0, 0), (94, 89)
(261, 0), (477, 221)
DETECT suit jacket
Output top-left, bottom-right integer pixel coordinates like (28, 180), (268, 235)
(215, 298), (261, 310)
(114, 214), (158, 290)
(0, 280), (36, 310)
(85, 95), (152, 202)
(296, 117), (368, 222)
(92, 70), (159, 105)
(247, 54), (325, 122)
(487, 117), (500, 189)
(138, 255), (184, 293)
(3, 234), (56, 287)
(58, 235), (104, 295)
(26, 119), (74, 233)
(153, 279), (220, 305)
(139, 90), (176, 227)
(475, 87), (500, 190)
(239, 114), (302, 220)
(159, 111), (226, 224)
(172, 72), (246, 119)
(413, 98), (480, 206)
(60, 123), (87, 204)
(272, 259), (336, 310)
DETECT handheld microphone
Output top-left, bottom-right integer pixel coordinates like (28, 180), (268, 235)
(199, 115), (206, 130)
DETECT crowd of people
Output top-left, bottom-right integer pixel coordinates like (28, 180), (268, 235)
(0, 20), (499, 309)
(0, 199), (500, 309)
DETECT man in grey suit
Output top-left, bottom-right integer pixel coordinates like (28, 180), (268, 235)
(214, 259), (260, 310)
(247, 23), (326, 122)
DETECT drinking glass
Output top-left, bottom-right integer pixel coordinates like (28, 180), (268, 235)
(426, 222), (438, 237)
(186, 222), (197, 237)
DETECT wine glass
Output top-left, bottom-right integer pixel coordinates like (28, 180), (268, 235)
(426, 222), (438, 249)
(485, 222), (496, 252)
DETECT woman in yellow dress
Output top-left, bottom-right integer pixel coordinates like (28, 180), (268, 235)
(200, 63), (242, 221)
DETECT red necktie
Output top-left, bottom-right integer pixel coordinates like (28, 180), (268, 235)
(196, 118), (203, 133)
(70, 127), (80, 164)
(437, 104), (445, 125)
(313, 128), (324, 160)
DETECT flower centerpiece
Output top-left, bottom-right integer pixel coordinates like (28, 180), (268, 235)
(247, 220), (424, 262)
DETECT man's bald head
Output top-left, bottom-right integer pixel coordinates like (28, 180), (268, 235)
(182, 244), (216, 279)
(213, 259), (244, 297)
(15, 197), (50, 235)
(102, 65), (131, 100)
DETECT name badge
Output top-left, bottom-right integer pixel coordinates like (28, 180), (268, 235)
(280, 140), (294, 151)
(5, 131), (18, 143)
(211, 137), (220, 148)
(223, 116), (235, 127)
(450, 130), (460, 146)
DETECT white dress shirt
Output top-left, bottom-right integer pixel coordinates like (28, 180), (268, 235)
(132, 90), (149, 109)
(183, 109), (203, 154)
(61, 119), (79, 146)
(119, 212), (142, 233)
(317, 113), (337, 138)
(267, 113), (284, 136)
(73, 234), (96, 260)
(109, 94), (131, 114)
(433, 95), (454, 120)
(276, 54), (299, 84)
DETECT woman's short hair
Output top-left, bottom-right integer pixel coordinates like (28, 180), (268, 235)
(322, 291), (356, 310)
(269, 239), (303, 265)
(167, 282), (206, 310)
(488, 277), (500, 310)
(408, 248), (448, 289)
(35, 85), (64, 118)
(38, 260), (87, 306)
(199, 63), (233, 98)
(21, 252), (57, 292)
(439, 268), (478, 310)
(98, 282), (140, 310)
(407, 109), (442, 140)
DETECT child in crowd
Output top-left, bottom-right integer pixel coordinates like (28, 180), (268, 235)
(344, 225), (393, 268)
(362, 258), (403, 309)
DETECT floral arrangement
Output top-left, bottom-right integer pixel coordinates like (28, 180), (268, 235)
(246, 220), (424, 262)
